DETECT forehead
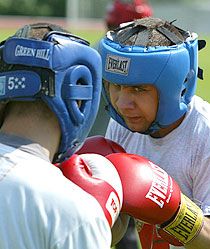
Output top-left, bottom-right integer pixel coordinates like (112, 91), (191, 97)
(122, 84), (154, 89)
(104, 80), (156, 90)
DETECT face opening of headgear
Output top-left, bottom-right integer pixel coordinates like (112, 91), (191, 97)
(0, 23), (102, 162)
(99, 18), (206, 134)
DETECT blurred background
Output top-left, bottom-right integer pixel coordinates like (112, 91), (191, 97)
(0, 0), (209, 38)
(0, 0), (209, 136)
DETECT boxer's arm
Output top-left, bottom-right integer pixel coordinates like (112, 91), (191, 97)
(184, 216), (210, 249)
(111, 213), (130, 246)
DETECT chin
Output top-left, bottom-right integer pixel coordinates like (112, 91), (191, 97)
(127, 125), (146, 133)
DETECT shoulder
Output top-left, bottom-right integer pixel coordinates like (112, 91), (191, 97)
(189, 96), (210, 127)
(185, 96), (210, 152)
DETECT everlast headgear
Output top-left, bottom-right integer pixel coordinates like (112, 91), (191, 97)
(0, 23), (102, 160)
(99, 18), (205, 134)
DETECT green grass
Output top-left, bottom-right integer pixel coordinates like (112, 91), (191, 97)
(0, 28), (17, 40)
(71, 28), (104, 47)
(1, 28), (209, 102)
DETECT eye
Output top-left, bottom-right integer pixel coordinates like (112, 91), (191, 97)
(133, 86), (146, 92)
(113, 84), (119, 87)
(112, 84), (121, 89)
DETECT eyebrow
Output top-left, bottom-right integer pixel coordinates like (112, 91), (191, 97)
(132, 85), (149, 89)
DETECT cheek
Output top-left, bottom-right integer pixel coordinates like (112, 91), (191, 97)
(135, 92), (158, 118)
(109, 88), (119, 106)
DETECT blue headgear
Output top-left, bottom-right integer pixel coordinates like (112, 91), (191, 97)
(99, 21), (201, 133)
(0, 28), (102, 160)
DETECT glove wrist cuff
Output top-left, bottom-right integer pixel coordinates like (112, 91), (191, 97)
(161, 193), (204, 245)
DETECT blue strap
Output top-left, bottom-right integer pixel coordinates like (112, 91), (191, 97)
(3, 38), (53, 69)
(0, 71), (41, 99)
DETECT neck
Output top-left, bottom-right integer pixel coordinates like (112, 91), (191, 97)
(150, 114), (186, 138)
(1, 116), (61, 162)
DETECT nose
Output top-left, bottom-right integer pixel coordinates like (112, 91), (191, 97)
(116, 89), (135, 110)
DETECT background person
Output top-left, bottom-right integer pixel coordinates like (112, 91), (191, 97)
(99, 17), (209, 249)
(105, 0), (153, 31)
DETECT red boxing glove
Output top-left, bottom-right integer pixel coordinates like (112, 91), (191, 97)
(76, 135), (126, 156)
(106, 153), (204, 246)
(138, 224), (170, 249)
(59, 153), (123, 227)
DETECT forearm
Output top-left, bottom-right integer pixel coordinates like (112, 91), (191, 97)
(185, 216), (210, 249)
(111, 213), (130, 246)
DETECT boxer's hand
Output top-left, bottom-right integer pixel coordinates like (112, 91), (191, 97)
(76, 135), (126, 156)
(59, 153), (123, 227)
(106, 153), (204, 245)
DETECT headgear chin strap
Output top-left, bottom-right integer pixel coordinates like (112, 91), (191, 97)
(0, 30), (102, 161)
(100, 26), (203, 134)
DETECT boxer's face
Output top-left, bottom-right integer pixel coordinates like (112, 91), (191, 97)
(108, 83), (158, 132)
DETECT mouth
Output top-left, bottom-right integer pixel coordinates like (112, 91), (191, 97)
(123, 116), (142, 123)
